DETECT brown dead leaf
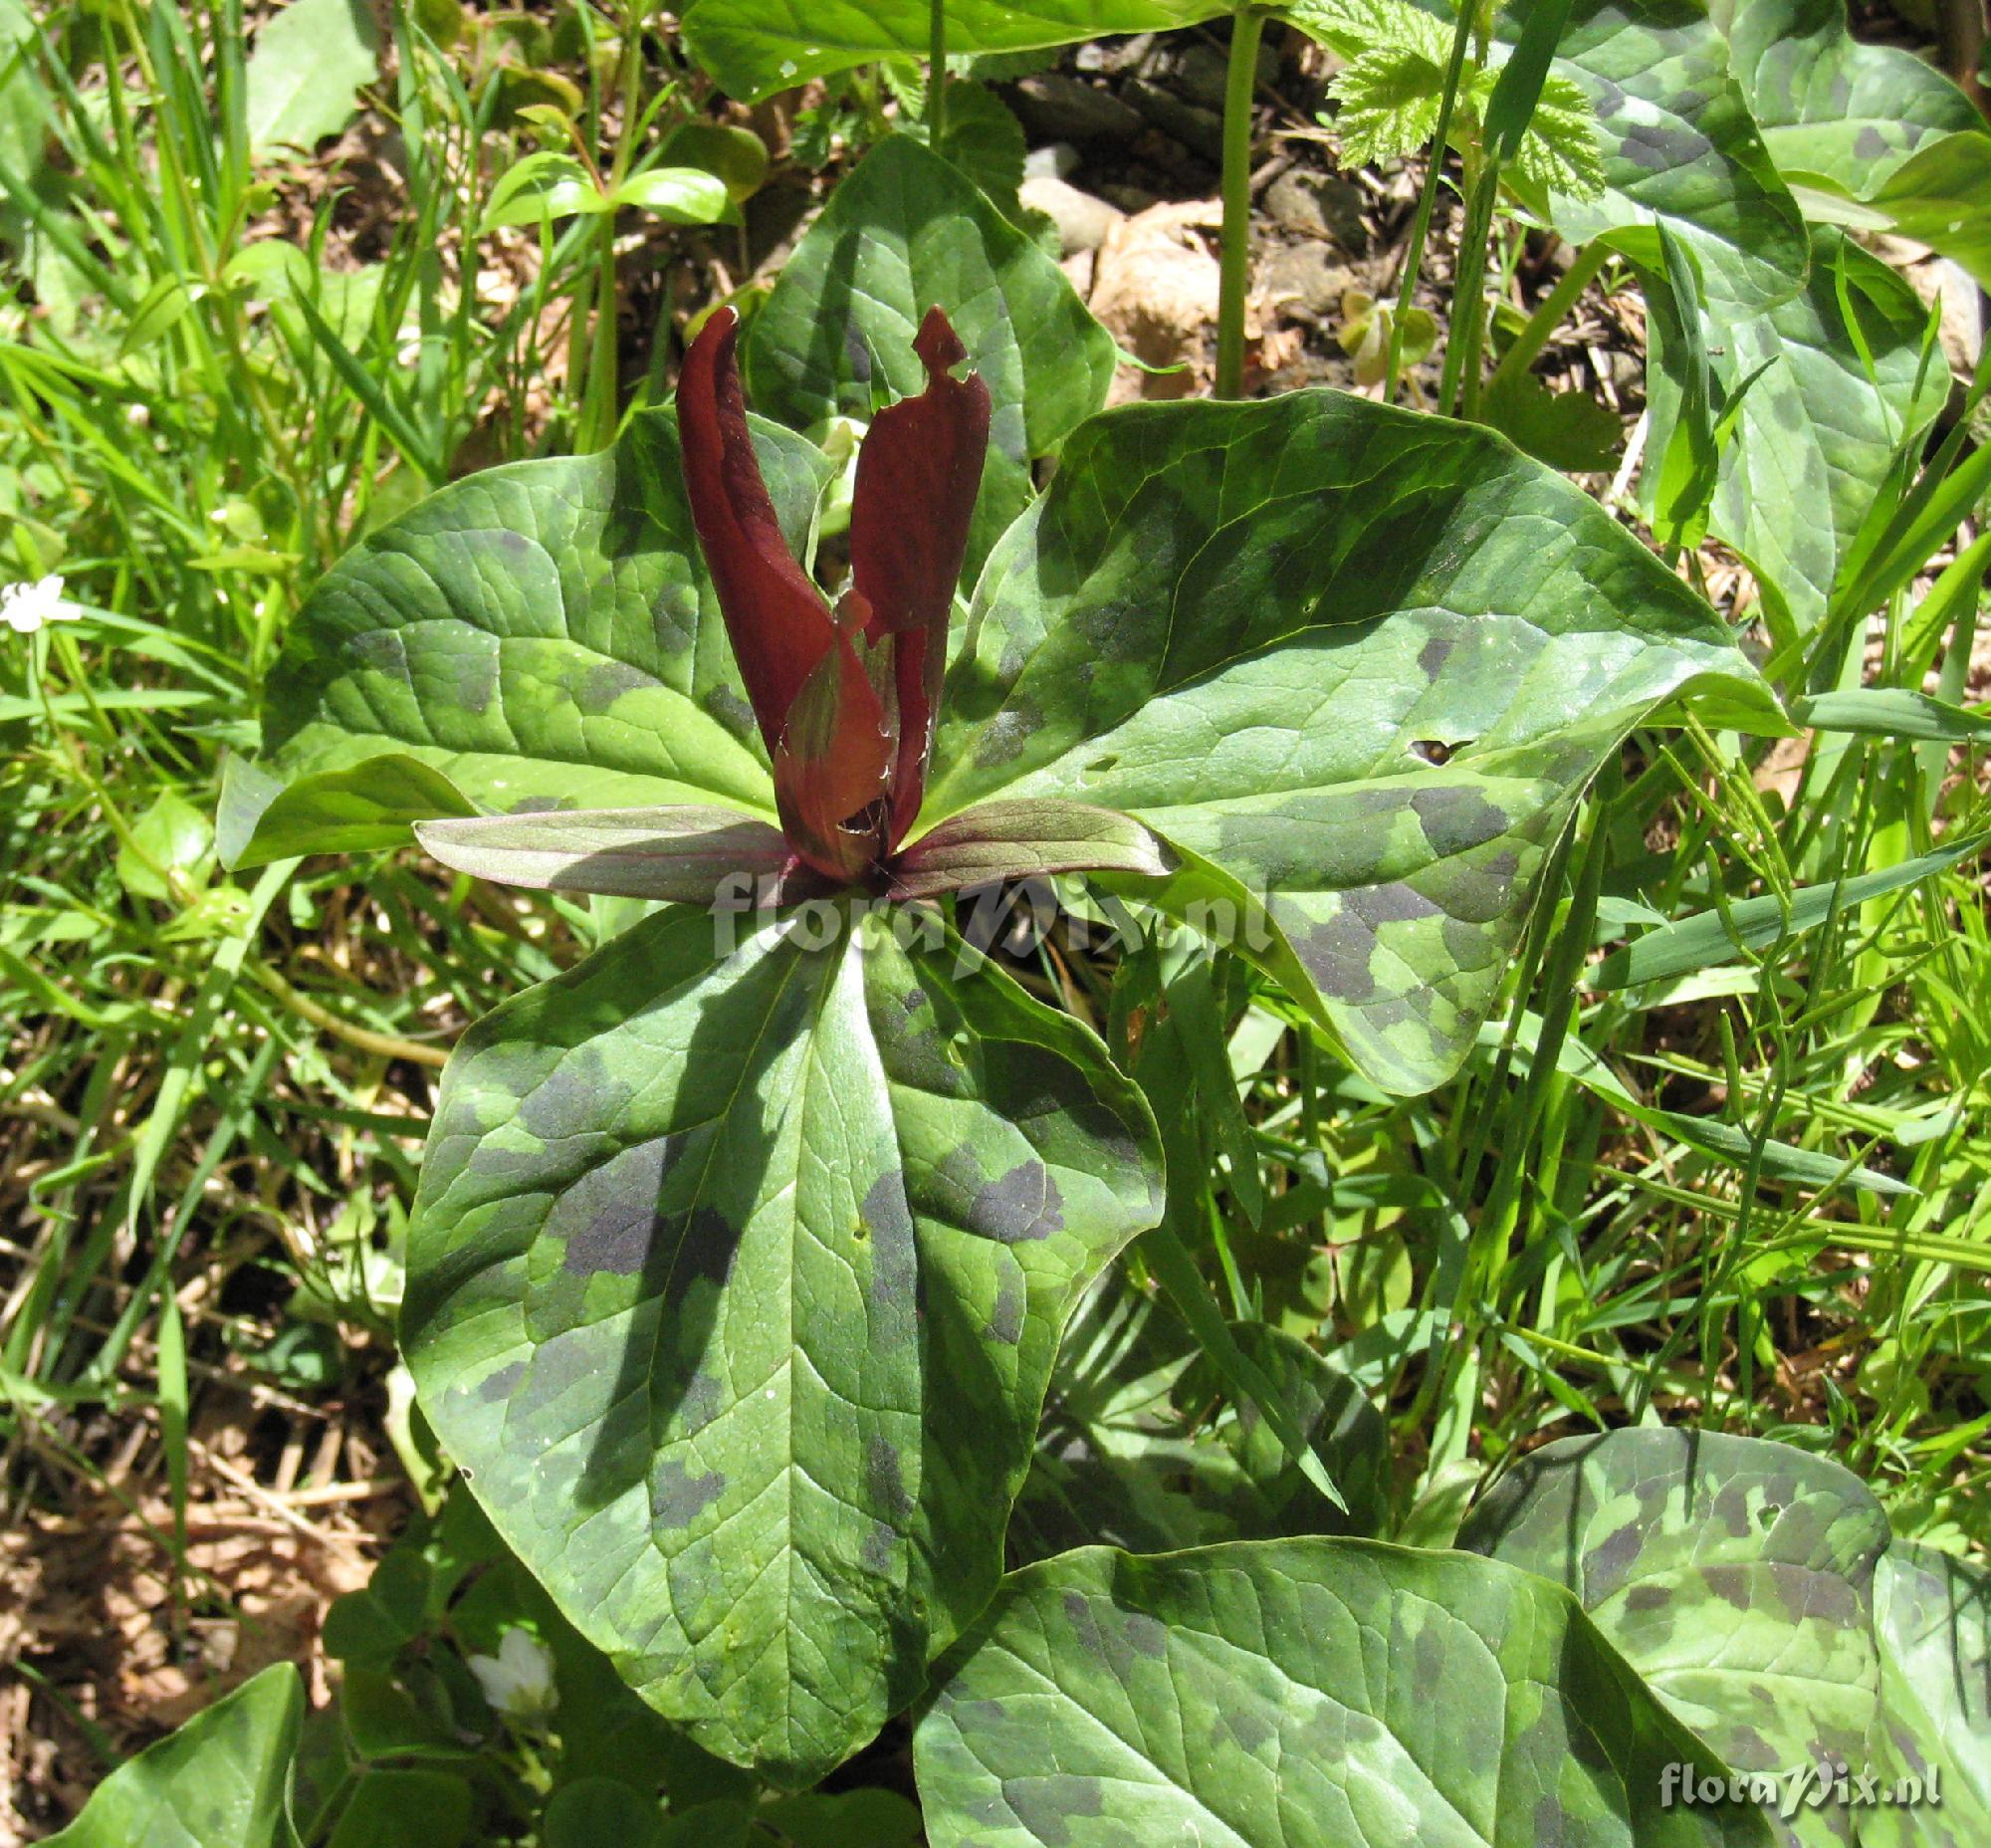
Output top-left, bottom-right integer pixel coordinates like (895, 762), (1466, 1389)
(1089, 199), (1226, 404)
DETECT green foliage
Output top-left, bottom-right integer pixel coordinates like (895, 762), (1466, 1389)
(1462, 1431), (1989, 1844)
(926, 389), (1774, 1090)
(244, 0), (380, 153)
(683, 0), (1227, 101)
(1711, 0), (1991, 288)
(1295, 0), (1606, 198)
(403, 901), (1163, 1783)
(915, 1538), (1770, 1845)
(46, 1667), (303, 1848)
(8, 0), (1991, 1840)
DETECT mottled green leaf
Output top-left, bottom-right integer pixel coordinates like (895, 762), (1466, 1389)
(251, 409), (833, 852)
(915, 1538), (1771, 1847)
(413, 807), (795, 902)
(1644, 229), (1946, 631)
(892, 800), (1175, 898)
(745, 134), (1116, 572)
(46, 1665), (302, 1848)
(1459, 1430), (1893, 1845)
(1866, 1540), (1991, 1846)
(244, 0), (378, 154)
(404, 902), (1161, 1784)
(1483, 0), (1809, 313)
(926, 391), (1776, 1094)
(682, 0), (1224, 102)
(1709, 0), (1991, 287)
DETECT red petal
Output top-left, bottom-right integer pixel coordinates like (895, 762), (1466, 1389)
(679, 306), (836, 753)
(772, 624), (896, 884)
(849, 307), (992, 849)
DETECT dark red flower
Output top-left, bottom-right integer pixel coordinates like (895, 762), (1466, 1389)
(679, 305), (991, 885)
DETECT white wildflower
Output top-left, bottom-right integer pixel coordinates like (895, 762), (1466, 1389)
(2, 576), (85, 634)
(466, 1626), (557, 1723)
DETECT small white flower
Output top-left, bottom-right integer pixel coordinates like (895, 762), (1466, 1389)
(2, 576), (85, 634)
(466, 1626), (557, 1723)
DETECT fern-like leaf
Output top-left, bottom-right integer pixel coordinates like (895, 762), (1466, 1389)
(1509, 71), (1607, 201)
(1328, 47), (1448, 168)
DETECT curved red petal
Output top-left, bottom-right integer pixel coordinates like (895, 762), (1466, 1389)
(678, 306), (835, 753)
(772, 628), (896, 885)
(849, 306), (992, 848)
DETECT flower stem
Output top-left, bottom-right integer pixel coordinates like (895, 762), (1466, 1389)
(1215, 6), (1265, 399)
(1384, 0), (1477, 401)
(929, 0), (948, 145)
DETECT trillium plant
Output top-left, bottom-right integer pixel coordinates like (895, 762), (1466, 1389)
(194, 74), (1988, 1848)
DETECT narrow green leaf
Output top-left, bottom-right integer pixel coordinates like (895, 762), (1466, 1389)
(1590, 832), (1988, 989)
(1793, 689), (1991, 744)
(1484, 0), (1578, 164)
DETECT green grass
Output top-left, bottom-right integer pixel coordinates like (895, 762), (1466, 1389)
(3, 0), (1989, 1817)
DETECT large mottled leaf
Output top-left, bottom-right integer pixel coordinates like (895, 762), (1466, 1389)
(239, 410), (833, 860)
(924, 391), (1777, 1094)
(746, 134), (1116, 572)
(913, 1538), (1771, 1847)
(1644, 229), (1947, 634)
(1538, 0), (1805, 311)
(1865, 1540), (1991, 1847)
(403, 900), (1162, 1785)
(1458, 1430), (1893, 1845)
(47, 1665), (302, 1848)
(682, 0), (1224, 102)
(1385, 0), (1806, 313)
(1709, 0), (1991, 287)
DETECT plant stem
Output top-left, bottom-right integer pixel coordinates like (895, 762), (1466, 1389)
(1439, 158), (1501, 418)
(1215, 6), (1265, 399)
(929, 0), (948, 144)
(1384, 0), (1477, 401)
(247, 961), (454, 1069)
